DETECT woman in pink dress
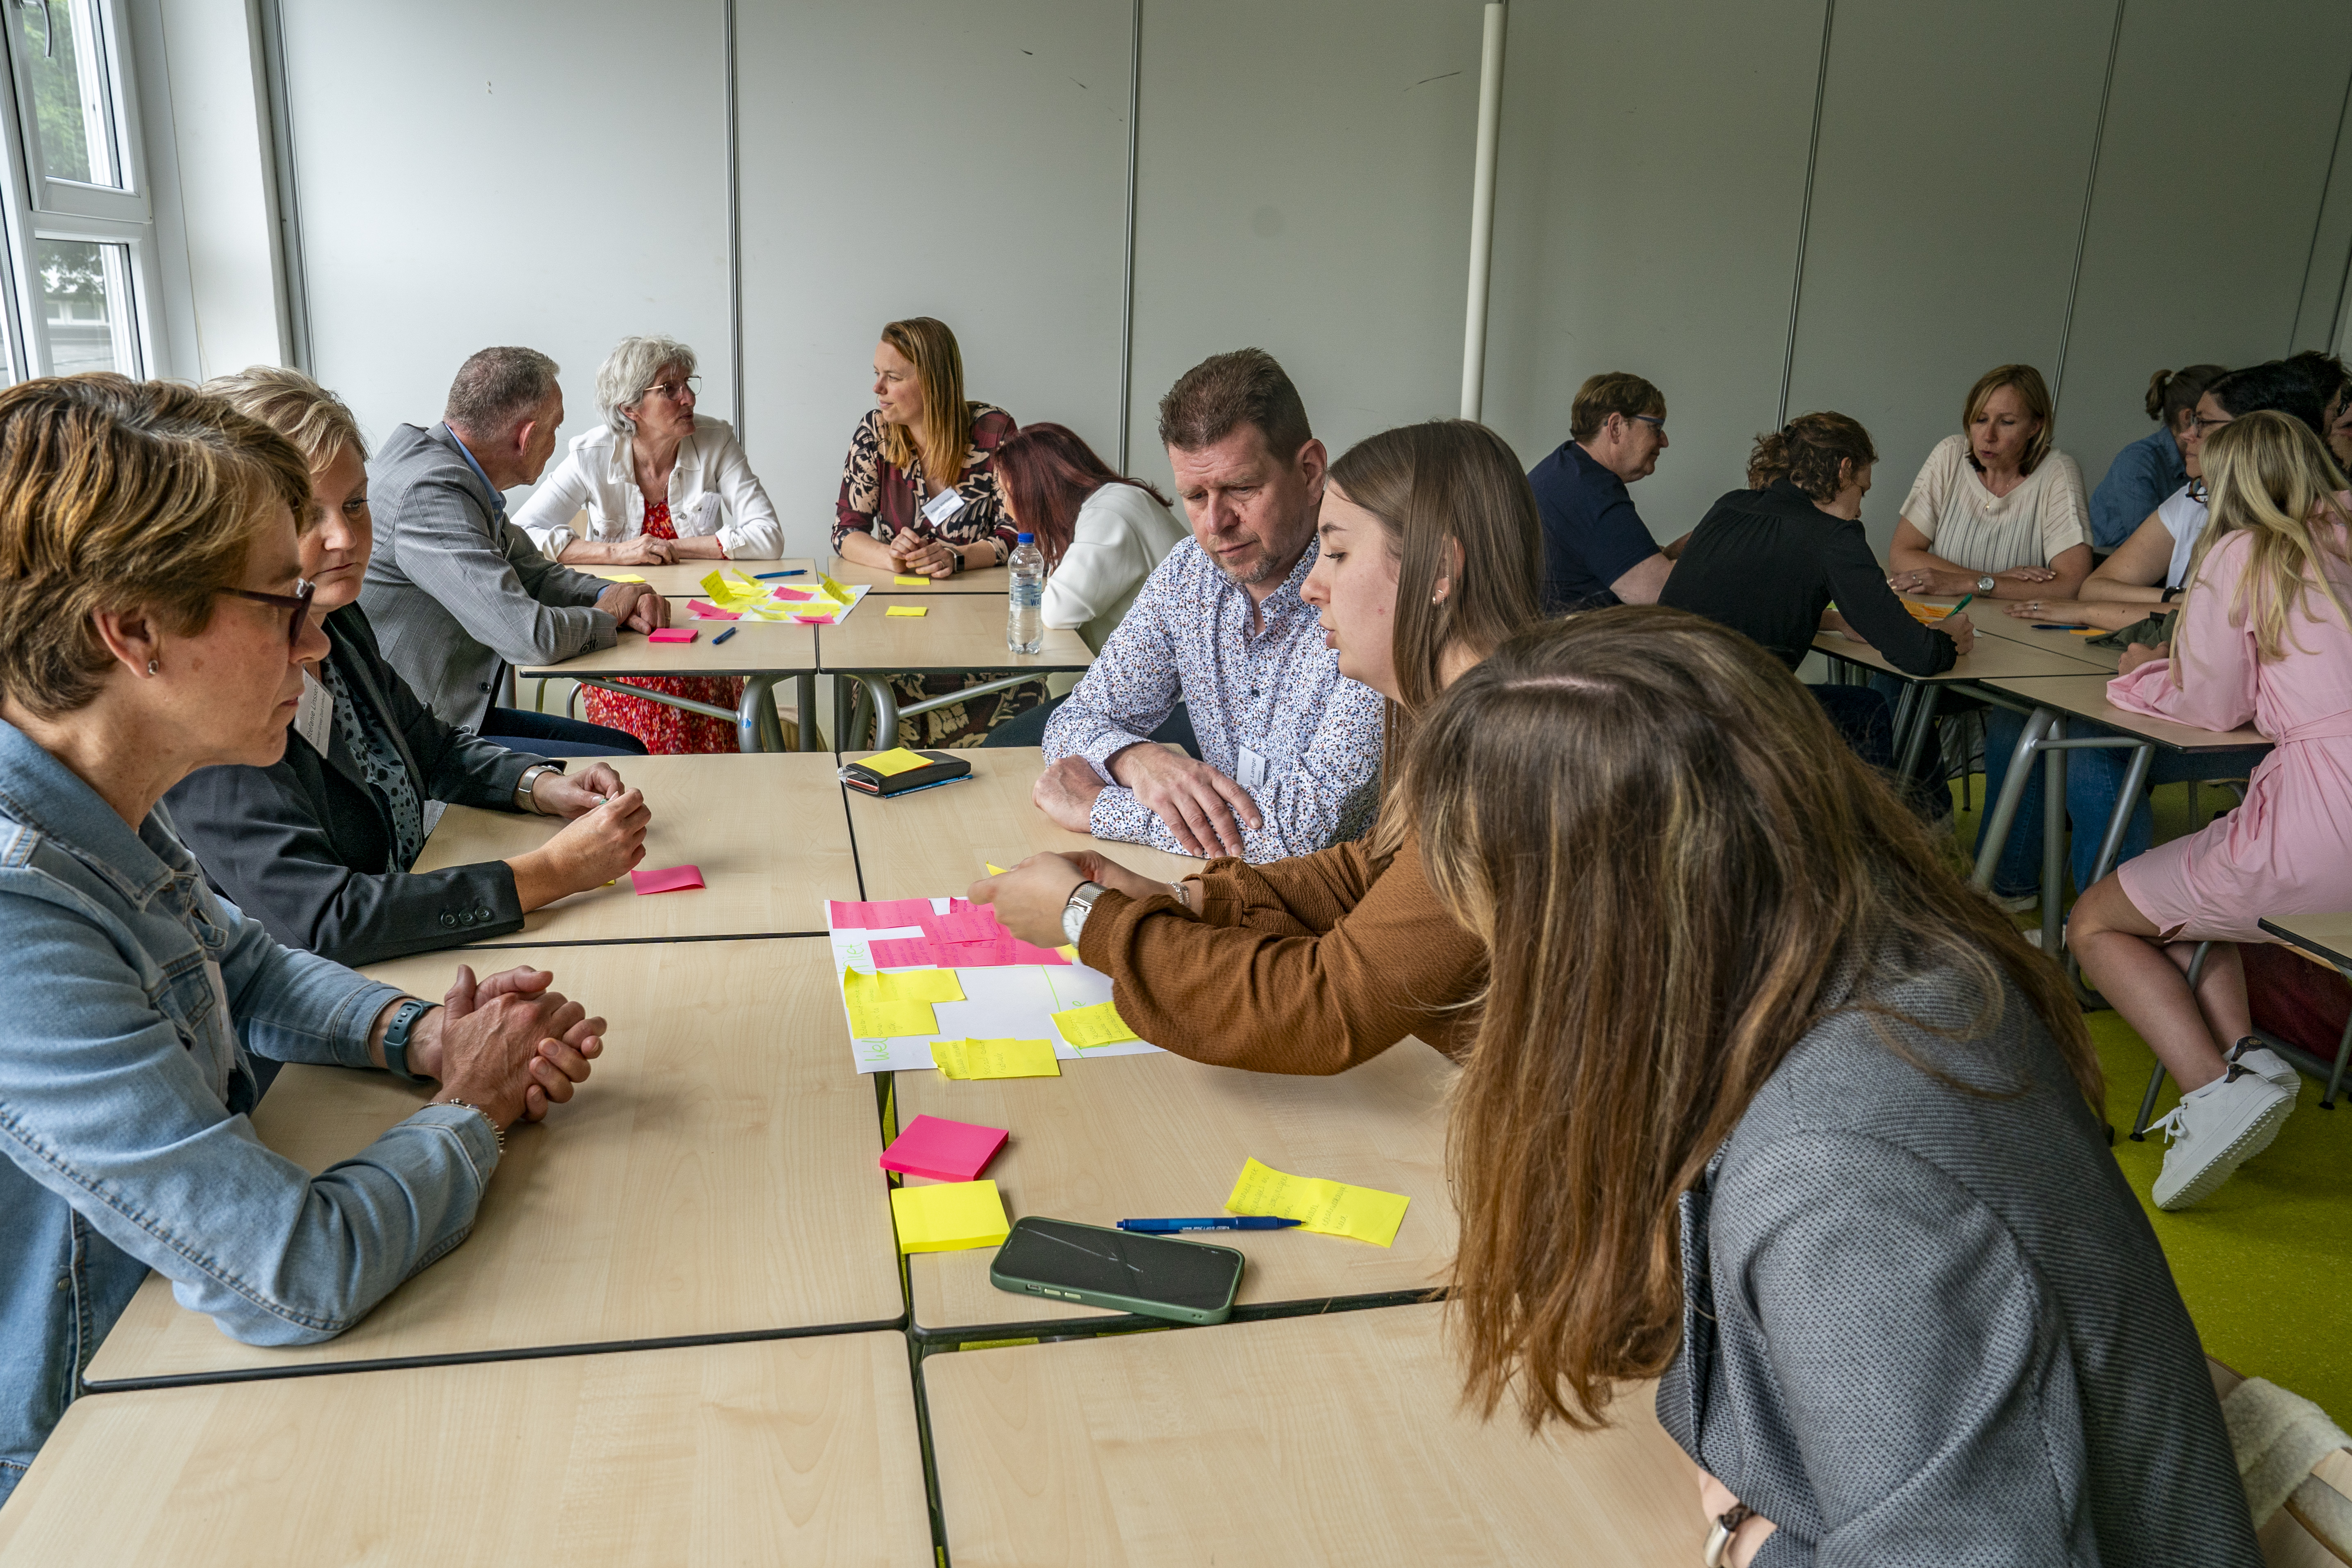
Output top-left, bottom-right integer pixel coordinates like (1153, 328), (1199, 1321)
(2071, 411), (2352, 1210)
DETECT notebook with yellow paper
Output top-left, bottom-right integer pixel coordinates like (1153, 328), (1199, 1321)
(933, 1038), (1060, 1079)
(1224, 1156), (1409, 1247)
(890, 1180), (1011, 1253)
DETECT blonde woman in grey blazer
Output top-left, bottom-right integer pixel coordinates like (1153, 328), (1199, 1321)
(1408, 611), (2259, 1567)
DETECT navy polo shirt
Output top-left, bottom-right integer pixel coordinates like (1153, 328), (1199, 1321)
(1528, 439), (1661, 613)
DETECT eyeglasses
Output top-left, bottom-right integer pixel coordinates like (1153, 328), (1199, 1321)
(218, 580), (317, 652)
(2190, 414), (2231, 434)
(639, 375), (702, 403)
(1629, 414), (1666, 435)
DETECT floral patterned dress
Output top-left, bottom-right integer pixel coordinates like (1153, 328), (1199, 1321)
(582, 499), (745, 753)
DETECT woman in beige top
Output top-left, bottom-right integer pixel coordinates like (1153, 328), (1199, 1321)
(1886, 364), (2092, 601)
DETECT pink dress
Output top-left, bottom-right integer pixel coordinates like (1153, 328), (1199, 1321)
(2108, 515), (2352, 942)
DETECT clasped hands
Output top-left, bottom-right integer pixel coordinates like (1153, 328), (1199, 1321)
(887, 533), (960, 578)
(386, 964), (607, 1130)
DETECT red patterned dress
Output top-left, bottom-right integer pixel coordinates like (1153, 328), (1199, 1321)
(582, 500), (745, 753)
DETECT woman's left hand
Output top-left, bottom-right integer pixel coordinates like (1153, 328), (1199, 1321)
(969, 854), (1086, 947)
(2119, 639), (2170, 674)
(1696, 1469), (1777, 1568)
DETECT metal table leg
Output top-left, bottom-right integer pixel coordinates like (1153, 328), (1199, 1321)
(1893, 682), (1943, 783)
(2040, 716), (2067, 955)
(1972, 707), (2054, 890)
(795, 673), (820, 751)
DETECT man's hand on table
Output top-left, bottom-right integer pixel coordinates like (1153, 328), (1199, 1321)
(1106, 742), (1260, 858)
(593, 581), (669, 632)
(1033, 756), (1107, 832)
(391, 965), (607, 1126)
(969, 853), (1087, 947)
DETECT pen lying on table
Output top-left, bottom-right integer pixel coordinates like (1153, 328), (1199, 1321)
(1117, 1217), (1304, 1233)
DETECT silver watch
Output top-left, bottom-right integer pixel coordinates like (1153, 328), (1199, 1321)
(1061, 881), (1107, 946)
(513, 761), (564, 814)
(1975, 574), (1996, 593)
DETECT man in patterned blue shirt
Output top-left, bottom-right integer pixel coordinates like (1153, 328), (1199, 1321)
(1033, 350), (1384, 862)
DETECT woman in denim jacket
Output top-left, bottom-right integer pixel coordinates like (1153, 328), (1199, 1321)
(0, 378), (608, 1501)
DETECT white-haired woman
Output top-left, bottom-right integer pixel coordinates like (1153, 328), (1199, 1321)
(514, 336), (781, 751)
(515, 335), (782, 566)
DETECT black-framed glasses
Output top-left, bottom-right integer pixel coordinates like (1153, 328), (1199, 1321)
(1629, 413), (1667, 435)
(639, 375), (702, 403)
(218, 580), (316, 651)
(2190, 414), (2231, 434)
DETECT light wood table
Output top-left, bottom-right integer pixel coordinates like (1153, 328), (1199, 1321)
(410, 753), (858, 947)
(827, 553), (1010, 594)
(1881, 594), (2122, 671)
(2255, 913), (2352, 1110)
(1977, 672), (2268, 753)
(819, 595), (1093, 751)
(519, 619), (819, 752)
(846, 745), (1202, 897)
(576, 557), (817, 598)
(898, 1039), (1456, 1340)
(83, 939), (903, 1388)
(5, 1336), (933, 1567)
(1812, 626), (2120, 783)
(924, 1302), (1702, 1566)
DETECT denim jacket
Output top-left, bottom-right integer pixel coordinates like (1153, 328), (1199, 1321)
(0, 720), (500, 1502)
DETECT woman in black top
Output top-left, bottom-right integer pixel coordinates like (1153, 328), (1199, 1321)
(1660, 413), (1975, 769)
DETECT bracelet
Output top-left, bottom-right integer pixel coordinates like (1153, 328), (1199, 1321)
(1702, 1504), (1756, 1568)
(1169, 880), (1191, 913)
(440, 1097), (506, 1155)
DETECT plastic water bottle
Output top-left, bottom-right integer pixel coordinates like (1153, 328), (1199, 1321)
(1007, 532), (1044, 653)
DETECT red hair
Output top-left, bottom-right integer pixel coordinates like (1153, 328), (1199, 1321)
(991, 422), (1170, 569)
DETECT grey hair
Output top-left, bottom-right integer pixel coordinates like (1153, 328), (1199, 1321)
(444, 346), (560, 439)
(596, 335), (699, 435)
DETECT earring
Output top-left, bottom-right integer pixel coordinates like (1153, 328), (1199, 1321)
(146, 658), (159, 676)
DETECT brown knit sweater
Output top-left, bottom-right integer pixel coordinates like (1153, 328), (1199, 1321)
(1074, 832), (1485, 1074)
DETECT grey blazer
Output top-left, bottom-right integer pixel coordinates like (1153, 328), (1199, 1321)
(358, 422), (617, 732)
(1658, 960), (2259, 1566)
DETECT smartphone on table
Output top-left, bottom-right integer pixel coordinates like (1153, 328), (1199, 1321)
(989, 1216), (1243, 1326)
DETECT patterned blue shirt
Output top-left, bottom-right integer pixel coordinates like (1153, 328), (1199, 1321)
(1040, 538), (1385, 861)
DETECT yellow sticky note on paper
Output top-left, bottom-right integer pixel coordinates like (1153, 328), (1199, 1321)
(886, 605), (928, 618)
(858, 746), (931, 778)
(1224, 1156), (1410, 1247)
(894, 574), (929, 586)
(698, 569), (757, 609)
(1056, 945), (1079, 962)
(933, 1038), (1061, 1079)
(842, 967), (939, 1039)
(890, 1180), (1011, 1253)
(819, 573), (857, 603)
(1052, 1000), (1140, 1049)
(596, 572), (648, 583)
(876, 968), (964, 1004)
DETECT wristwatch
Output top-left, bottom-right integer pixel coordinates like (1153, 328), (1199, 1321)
(1702, 1503), (1756, 1568)
(513, 760), (566, 814)
(1974, 574), (1997, 593)
(1062, 880), (1107, 946)
(381, 997), (433, 1082)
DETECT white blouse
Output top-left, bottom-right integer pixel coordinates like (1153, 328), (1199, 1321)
(1042, 482), (1189, 651)
(1899, 433), (2090, 575)
(512, 414), (783, 560)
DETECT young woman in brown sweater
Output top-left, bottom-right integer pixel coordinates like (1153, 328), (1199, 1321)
(973, 418), (1542, 1073)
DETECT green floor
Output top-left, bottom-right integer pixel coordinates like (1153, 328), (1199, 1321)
(1949, 773), (2352, 1420)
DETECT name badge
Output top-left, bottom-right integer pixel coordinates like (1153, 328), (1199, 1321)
(920, 487), (967, 527)
(681, 492), (720, 533)
(1236, 746), (1269, 792)
(294, 670), (334, 755)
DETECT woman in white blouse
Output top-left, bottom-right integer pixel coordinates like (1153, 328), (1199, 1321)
(514, 335), (782, 564)
(993, 421), (1187, 650)
(1886, 364), (2092, 601)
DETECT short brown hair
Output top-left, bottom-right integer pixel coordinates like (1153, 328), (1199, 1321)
(202, 364), (368, 469)
(1747, 411), (1877, 503)
(1157, 348), (1312, 460)
(444, 346), (560, 439)
(1567, 372), (1663, 442)
(1962, 364), (2055, 475)
(0, 375), (312, 718)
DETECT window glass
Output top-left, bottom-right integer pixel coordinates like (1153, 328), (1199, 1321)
(37, 237), (133, 373)
(14, 0), (122, 189)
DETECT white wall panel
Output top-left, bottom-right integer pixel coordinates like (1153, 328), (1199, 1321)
(737, 0), (1130, 560)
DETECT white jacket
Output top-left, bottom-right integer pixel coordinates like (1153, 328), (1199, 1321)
(513, 414), (784, 560)
(1042, 482), (1190, 651)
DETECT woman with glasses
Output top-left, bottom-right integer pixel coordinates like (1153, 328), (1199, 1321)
(0, 375), (609, 1502)
(168, 367), (651, 967)
(514, 335), (784, 751)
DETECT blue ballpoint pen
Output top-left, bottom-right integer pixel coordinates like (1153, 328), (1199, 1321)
(754, 569), (807, 579)
(1116, 1217), (1304, 1233)
(712, 626), (738, 644)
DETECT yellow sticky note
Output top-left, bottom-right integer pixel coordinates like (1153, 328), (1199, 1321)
(886, 604), (928, 618)
(1224, 1156), (1410, 1247)
(842, 967), (939, 1039)
(698, 569), (757, 609)
(1053, 1000), (1140, 1049)
(1057, 945), (1079, 962)
(890, 1179), (1011, 1253)
(894, 574), (929, 586)
(876, 968), (964, 1004)
(596, 572), (648, 583)
(933, 1038), (1061, 1079)
(985, 862), (1008, 876)
(819, 573), (857, 603)
(858, 746), (931, 778)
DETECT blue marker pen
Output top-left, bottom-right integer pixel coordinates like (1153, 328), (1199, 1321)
(1116, 1217), (1304, 1233)
(755, 569), (807, 579)
(712, 626), (738, 644)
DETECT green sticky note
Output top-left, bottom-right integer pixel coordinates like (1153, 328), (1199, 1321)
(934, 1038), (1061, 1080)
(877, 968), (964, 1004)
(1224, 1156), (1409, 1247)
(1052, 1000), (1139, 1049)
(890, 1179), (1011, 1253)
(858, 746), (930, 778)
(842, 966), (939, 1039)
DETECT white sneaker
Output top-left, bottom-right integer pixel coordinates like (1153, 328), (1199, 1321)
(2226, 1039), (2300, 1094)
(2149, 1068), (2296, 1211)
(1991, 890), (2038, 914)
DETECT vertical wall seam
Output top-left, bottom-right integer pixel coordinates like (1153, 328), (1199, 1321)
(2051, 0), (2125, 407)
(1776, 0), (1836, 426)
(2288, 53), (2352, 352)
(724, 0), (743, 441)
(255, 0), (309, 373)
(1117, 0), (1141, 472)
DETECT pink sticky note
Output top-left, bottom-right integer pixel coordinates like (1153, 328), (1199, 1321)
(648, 628), (696, 644)
(880, 1115), (1008, 1182)
(629, 864), (704, 895)
(828, 897), (942, 930)
(924, 909), (1007, 944)
(793, 614), (828, 624)
(936, 936), (1071, 968)
(687, 601), (740, 620)
(770, 585), (817, 601)
(869, 936), (940, 968)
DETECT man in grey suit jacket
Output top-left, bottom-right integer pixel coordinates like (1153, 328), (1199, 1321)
(359, 346), (668, 751)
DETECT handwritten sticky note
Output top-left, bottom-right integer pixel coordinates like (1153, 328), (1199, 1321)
(686, 600), (739, 620)
(629, 864), (704, 895)
(886, 605), (928, 618)
(647, 628), (697, 644)
(938, 936), (1070, 967)
(870, 936), (939, 969)
(876, 967), (964, 1004)
(828, 897), (939, 929)
(890, 1180), (1010, 1253)
(596, 573), (648, 583)
(819, 573), (856, 603)
(858, 747), (931, 778)
(933, 1038), (1061, 1079)
(880, 1114), (1008, 1181)
(842, 967), (939, 1038)
(1224, 1157), (1409, 1247)
(1053, 1000), (1140, 1049)
(893, 574), (929, 586)
(926, 909), (1006, 943)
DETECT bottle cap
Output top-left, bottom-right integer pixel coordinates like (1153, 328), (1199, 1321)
(1017, 533), (1034, 544)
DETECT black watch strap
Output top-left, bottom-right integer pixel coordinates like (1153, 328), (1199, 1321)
(382, 997), (433, 1082)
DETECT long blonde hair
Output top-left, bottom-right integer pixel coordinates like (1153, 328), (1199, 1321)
(877, 317), (974, 487)
(2173, 410), (2352, 679)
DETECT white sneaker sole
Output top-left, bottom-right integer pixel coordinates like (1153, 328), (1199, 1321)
(2230, 1045), (2301, 1095)
(2153, 1088), (2296, 1211)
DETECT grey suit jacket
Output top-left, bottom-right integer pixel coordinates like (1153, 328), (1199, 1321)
(1658, 960), (2259, 1567)
(358, 422), (616, 732)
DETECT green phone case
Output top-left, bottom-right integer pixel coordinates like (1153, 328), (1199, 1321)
(989, 1217), (1243, 1326)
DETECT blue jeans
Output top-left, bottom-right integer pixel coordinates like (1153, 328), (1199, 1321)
(481, 707), (648, 757)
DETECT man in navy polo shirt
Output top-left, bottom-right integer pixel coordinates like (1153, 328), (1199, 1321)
(1528, 371), (1682, 613)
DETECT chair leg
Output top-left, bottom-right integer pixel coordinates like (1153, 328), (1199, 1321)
(2325, 989), (2352, 1111)
(2130, 939), (2213, 1140)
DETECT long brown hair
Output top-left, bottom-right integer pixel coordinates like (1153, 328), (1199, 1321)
(2174, 410), (2352, 680)
(991, 421), (1169, 570)
(877, 317), (974, 486)
(1326, 419), (1543, 806)
(1406, 610), (2099, 1432)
